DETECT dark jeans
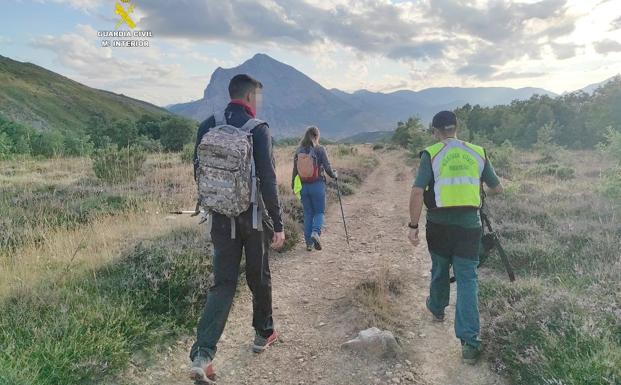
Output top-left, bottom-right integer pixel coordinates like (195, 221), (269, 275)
(190, 210), (274, 361)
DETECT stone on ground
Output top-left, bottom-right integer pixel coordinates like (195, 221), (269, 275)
(341, 327), (402, 357)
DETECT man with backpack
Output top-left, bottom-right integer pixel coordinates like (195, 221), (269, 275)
(408, 111), (503, 364)
(189, 74), (284, 383)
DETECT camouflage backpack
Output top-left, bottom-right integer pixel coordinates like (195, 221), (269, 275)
(196, 111), (265, 236)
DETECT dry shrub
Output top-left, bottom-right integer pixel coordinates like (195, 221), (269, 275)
(353, 267), (404, 330)
(92, 145), (146, 183)
(480, 149), (620, 385)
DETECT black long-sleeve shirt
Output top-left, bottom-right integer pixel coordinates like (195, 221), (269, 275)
(291, 145), (336, 189)
(193, 103), (284, 232)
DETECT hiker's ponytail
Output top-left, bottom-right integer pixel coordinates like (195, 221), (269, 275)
(300, 126), (320, 148)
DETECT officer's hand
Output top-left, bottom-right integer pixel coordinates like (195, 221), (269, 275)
(333, 170), (338, 179)
(271, 231), (285, 249)
(408, 228), (420, 247)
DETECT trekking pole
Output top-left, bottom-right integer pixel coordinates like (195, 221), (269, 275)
(170, 202), (209, 224)
(335, 178), (350, 246)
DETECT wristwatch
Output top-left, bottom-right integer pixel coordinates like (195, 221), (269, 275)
(408, 222), (419, 229)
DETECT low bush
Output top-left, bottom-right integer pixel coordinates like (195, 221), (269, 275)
(92, 145), (147, 183)
(181, 143), (194, 164)
(600, 166), (621, 203)
(136, 136), (163, 153)
(277, 183), (303, 253)
(598, 127), (621, 163)
(487, 140), (515, 178)
(275, 137), (301, 147)
(0, 185), (136, 254)
(481, 279), (620, 385)
(527, 163), (575, 180)
(0, 228), (212, 385)
(160, 117), (196, 152)
(282, 215), (302, 252)
(481, 149), (620, 385)
(336, 144), (358, 157)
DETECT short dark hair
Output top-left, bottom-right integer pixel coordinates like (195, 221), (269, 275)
(228, 74), (263, 99)
(431, 110), (457, 132)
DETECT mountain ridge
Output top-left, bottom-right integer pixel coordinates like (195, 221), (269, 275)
(0, 55), (170, 133)
(168, 53), (558, 138)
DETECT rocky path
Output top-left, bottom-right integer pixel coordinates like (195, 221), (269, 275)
(123, 151), (506, 385)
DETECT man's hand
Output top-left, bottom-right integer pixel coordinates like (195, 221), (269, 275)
(486, 183), (504, 196)
(408, 228), (420, 247)
(271, 231), (285, 249)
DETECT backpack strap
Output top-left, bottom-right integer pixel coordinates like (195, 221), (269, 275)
(239, 118), (266, 232)
(215, 110), (227, 126)
(240, 118), (266, 133)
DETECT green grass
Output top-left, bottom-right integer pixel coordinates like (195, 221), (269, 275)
(0, 55), (170, 135)
(479, 150), (620, 385)
(0, 145), (379, 384)
(0, 183), (138, 254)
(0, 227), (211, 385)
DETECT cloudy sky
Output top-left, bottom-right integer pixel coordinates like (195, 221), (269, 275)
(2, 0), (620, 106)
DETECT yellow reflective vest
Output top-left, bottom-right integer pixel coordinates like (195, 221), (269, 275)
(422, 139), (486, 209)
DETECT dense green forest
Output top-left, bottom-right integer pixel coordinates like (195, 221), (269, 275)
(454, 76), (621, 149)
(391, 76), (621, 154)
(0, 113), (196, 159)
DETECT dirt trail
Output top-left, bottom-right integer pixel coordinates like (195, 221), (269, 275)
(124, 151), (506, 385)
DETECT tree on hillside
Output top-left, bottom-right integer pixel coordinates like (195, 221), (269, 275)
(31, 130), (65, 157)
(137, 114), (164, 140)
(85, 115), (139, 148)
(109, 119), (139, 148)
(85, 113), (111, 148)
(452, 77), (621, 149)
(0, 114), (35, 155)
(392, 117), (433, 155)
(0, 132), (11, 159)
(160, 116), (196, 152)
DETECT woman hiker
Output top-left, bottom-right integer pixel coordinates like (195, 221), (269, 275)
(292, 126), (337, 251)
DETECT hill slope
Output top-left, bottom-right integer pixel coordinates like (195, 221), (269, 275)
(0, 55), (170, 132)
(168, 54), (556, 138)
(575, 75), (620, 95)
(169, 54), (387, 138)
(339, 130), (394, 144)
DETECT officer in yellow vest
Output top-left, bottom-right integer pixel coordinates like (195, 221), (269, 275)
(408, 111), (503, 364)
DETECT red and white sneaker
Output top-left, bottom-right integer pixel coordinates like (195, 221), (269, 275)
(190, 354), (216, 384)
(252, 331), (279, 353)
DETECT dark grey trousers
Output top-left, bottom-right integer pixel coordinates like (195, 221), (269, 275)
(190, 210), (274, 360)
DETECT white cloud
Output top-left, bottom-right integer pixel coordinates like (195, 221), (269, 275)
(35, 0), (103, 11)
(128, 0), (589, 82)
(18, 0), (621, 101)
(594, 39), (621, 54)
(29, 24), (204, 105)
